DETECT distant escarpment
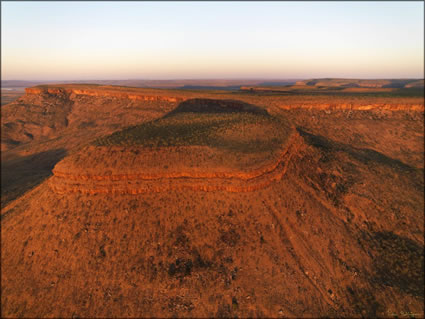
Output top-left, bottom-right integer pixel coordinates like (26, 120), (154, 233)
(294, 78), (424, 88)
(2, 84), (423, 154)
(2, 85), (191, 152)
(25, 85), (187, 103)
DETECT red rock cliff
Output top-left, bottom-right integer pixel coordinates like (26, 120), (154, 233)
(25, 86), (187, 103)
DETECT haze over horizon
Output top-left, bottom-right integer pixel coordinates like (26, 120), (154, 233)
(1, 1), (424, 81)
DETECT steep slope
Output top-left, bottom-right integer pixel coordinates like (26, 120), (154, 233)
(1, 125), (423, 318)
(1, 84), (424, 318)
(49, 101), (292, 194)
(1, 86), (186, 204)
(1, 85), (187, 152)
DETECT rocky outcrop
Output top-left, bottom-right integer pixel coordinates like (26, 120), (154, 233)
(4, 84), (423, 155)
(25, 86), (187, 103)
(3, 86), (187, 152)
(24, 84), (425, 112)
(49, 131), (304, 194)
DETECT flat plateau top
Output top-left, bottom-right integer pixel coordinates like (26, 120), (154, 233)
(27, 84), (425, 107)
(54, 101), (292, 176)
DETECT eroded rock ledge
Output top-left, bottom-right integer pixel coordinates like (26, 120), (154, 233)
(25, 86), (187, 103)
(49, 131), (304, 194)
(25, 85), (424, 111)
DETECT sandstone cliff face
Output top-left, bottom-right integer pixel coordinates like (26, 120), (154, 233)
(1, 85), (424, 318)
(2, 122), (423, 318)
(22, 84), (425, 114)
(2, 86), (186, 153)
(25, 87), (187, 103)
(49, 131), (303, 195)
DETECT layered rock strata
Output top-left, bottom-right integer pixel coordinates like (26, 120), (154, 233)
(49, 131), (303, 194)
(25, 86), (188, 103)
(25, 85), (424, 111)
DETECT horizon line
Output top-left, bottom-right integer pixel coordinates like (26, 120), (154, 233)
(2, 77), (424, 82)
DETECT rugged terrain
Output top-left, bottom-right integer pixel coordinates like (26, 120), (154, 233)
(1, 84), (424, 318)
(241, 78), (425, 95)
(50, 103), (293, 195)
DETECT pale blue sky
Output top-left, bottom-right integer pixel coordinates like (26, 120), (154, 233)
(1, 1), (424, 80)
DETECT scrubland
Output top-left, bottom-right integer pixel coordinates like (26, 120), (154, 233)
(1, 84), (423, 318)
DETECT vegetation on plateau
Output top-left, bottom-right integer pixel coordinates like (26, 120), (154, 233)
(94, 99), (290, 153)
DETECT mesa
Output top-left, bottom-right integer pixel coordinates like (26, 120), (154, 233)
(49, 98), (296, 194)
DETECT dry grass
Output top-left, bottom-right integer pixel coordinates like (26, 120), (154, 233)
(1, 84), (424, 318)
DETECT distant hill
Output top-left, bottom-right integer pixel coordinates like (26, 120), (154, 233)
(3, 79), (422, 90)
(1, 79), (298, 90)
(1, 80), (44, 88)
(295, 78), (424, 88)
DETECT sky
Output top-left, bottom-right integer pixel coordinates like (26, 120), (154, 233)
(1, 1), (424, 80)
